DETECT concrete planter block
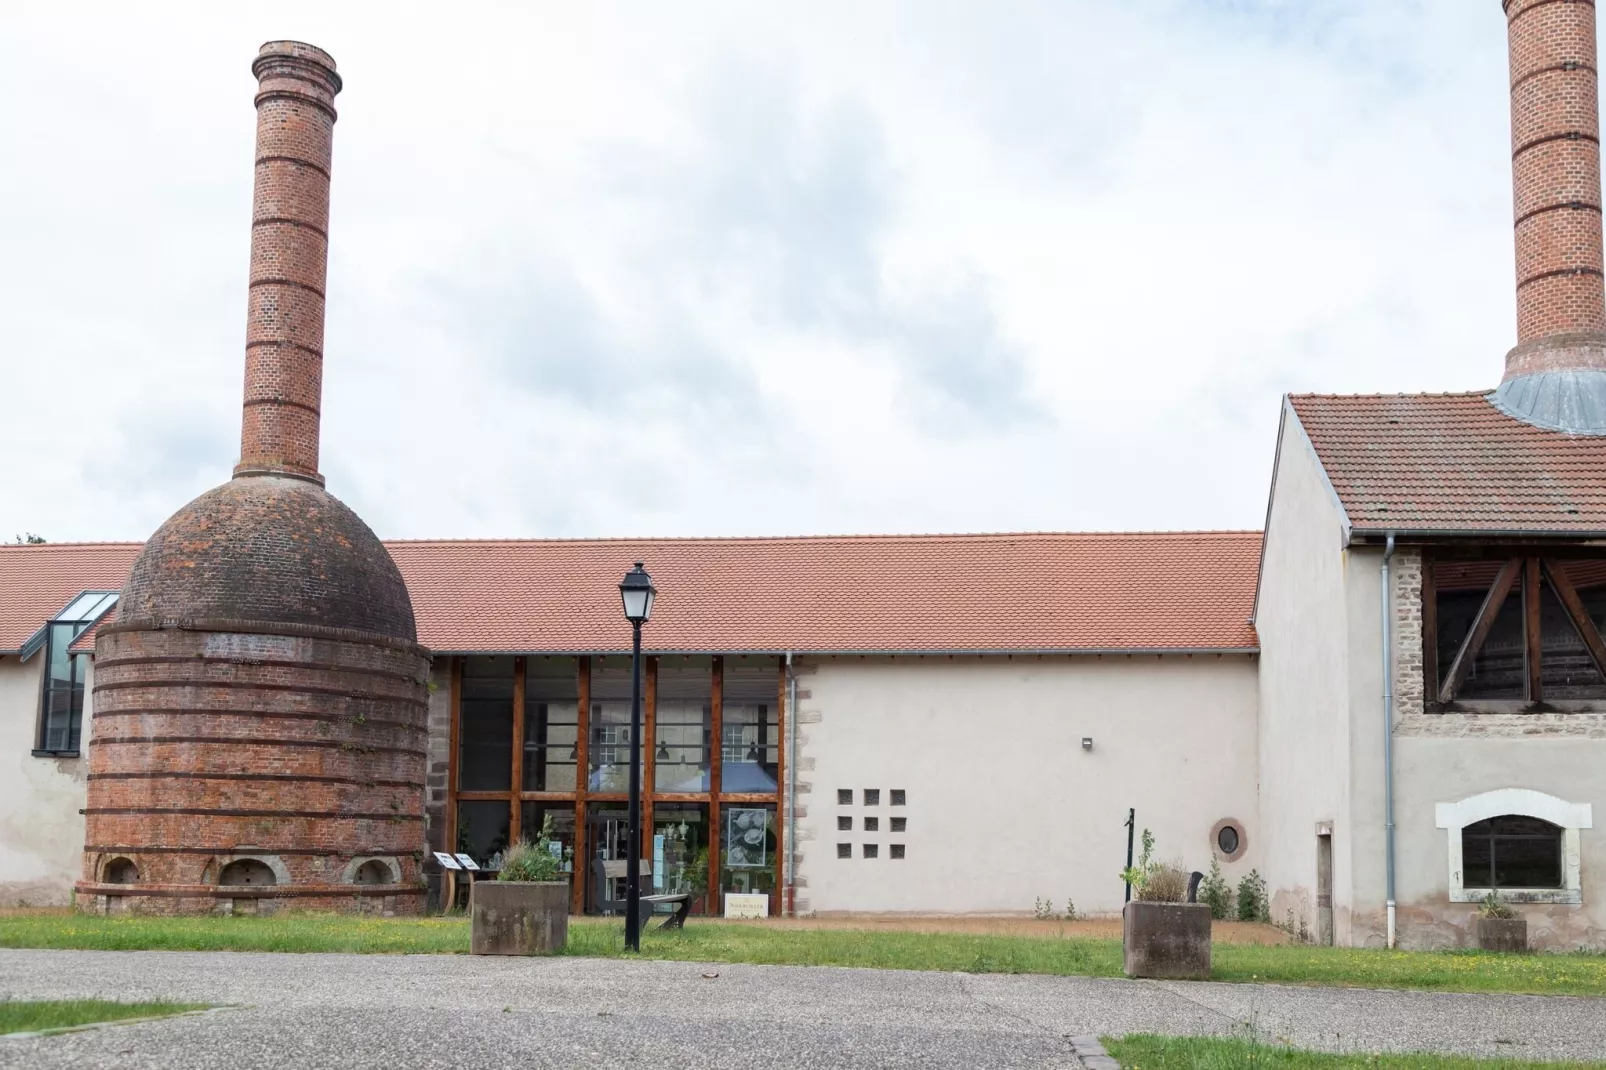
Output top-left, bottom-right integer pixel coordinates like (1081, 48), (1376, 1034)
(471, 881), (569, 955)
(1476, 916), (1527, 953)
(1123, 901), (1211, 980)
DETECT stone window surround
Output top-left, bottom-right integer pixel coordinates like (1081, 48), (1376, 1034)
(1434, 788), (1593, 905)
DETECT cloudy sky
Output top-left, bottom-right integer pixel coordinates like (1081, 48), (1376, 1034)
(1, 1), (1516, 543)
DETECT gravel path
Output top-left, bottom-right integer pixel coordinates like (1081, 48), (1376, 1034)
(2, 950), (1604, 1068)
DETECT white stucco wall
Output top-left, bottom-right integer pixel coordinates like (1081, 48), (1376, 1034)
(793, 654), (1260, 915)
(1254, 405), (1356, 940)
(0, 655), (91, 906)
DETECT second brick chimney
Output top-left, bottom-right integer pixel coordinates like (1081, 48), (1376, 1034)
(1494, 0), (1606, 433)
(235, 41), (341, 484)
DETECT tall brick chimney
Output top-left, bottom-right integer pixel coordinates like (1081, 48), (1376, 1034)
(1494, 0), (1606, 433)
(83, 42), (430, 917)
(235, 41), (341, 484)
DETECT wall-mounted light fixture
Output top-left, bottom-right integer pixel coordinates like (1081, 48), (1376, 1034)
(1081, 737), (1094, 751)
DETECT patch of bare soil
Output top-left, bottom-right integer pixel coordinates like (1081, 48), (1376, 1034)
(753, 913), (1289, 945)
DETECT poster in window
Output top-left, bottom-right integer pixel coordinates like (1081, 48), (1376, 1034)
(725, 807), (768, 869)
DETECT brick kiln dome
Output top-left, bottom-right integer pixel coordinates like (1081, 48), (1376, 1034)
(117, 475), (416, 643)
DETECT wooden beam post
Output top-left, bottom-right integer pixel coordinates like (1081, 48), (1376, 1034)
(1543, 558), (1606, 681)
(445, 657), (463, 855)
(709, 656), (724, 917)
(510, 656), (527, 843)
(1439, 558), (1522, 703)
(774, 658), (787, 917)
(643, 657), (658, 877)
(1524, 558), (1544, 704)
(574, 656), (591, 916)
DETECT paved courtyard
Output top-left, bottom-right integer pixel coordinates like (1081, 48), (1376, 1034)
(2, 949), (1605, 1068)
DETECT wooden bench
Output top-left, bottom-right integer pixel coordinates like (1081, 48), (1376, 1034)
(592, 858), (692, 929)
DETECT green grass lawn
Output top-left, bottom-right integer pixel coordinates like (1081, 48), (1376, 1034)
(0, 1000), (210, 1036)
(1102, 1034), (1605, 1069)
(3, 913), (1605, 997)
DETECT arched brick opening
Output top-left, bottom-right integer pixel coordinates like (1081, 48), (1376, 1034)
(219, 859), (278, 887)
(102, 857), (139, 884)
(354, 859), (396, 885)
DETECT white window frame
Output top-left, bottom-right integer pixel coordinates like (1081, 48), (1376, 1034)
(1434, 788), (1592, 905)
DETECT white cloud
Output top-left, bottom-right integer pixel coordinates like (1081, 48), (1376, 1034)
(0, 0), (1517, 542)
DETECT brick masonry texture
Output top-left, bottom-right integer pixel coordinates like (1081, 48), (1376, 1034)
(80, 627), (430, 913)
(1506, 0), (1606, 346)
(117, 476), (418, 643)
(237, 41), (340, 482)
(81, 42), (430, 915)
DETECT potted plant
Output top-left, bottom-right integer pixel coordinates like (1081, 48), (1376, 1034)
(1120, 829), (1211, 980)
(470, 815), (570, 955)
(1474, 891), (1526, 953)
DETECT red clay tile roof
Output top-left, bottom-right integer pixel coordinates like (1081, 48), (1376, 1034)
(1290, 392), (1606, 536)
(0, 533), (1262, 655)
(386, 533), (1262, 653)
(0, 543), (141, 653)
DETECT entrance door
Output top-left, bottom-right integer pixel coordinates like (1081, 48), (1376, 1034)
(586, 806), (630, 914)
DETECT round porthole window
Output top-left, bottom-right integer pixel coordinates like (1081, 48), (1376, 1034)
(1210, 818), (1247, 862)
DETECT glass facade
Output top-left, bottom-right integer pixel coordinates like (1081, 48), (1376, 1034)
(519, 801), (576, 874)
(720, 803), (777, 909)
(457, 799), (510, 866)
(459, 656), (514, 790)
(447, 655), (784, 916)
(590, 659), (634, 792)
(722, 658), (779, 791)
(655, 657), (711, 792)
(31, 590), (118, 756)
(654, 803), (709, 912)
(524, 658), (579, 791)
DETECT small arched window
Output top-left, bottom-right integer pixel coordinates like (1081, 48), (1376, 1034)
(353, 860), (395, 885)
(219, 859), (278, 887)
(103, 857), (139, 884)
(1461, 815), (1563, 890)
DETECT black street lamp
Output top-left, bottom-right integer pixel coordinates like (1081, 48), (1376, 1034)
(618, 561), (656, 951)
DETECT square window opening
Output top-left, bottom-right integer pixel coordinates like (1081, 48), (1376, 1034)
(836, 843), (852, 859)
(837, 816), (852, 831)
(890, 790), (906, 806)
(862, 844), (879, 859)
(890, 844), (905, 860)
(837, 789), (853, 805)
(864, 789), (880, 806)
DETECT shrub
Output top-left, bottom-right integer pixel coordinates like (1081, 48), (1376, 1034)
(1120, 829), (1191, 903)
(1198, 859), (1234, 920)
(1139, 863), (1189, 903)
(1063, 898), (1077, 921)
(496, 814), (568, 883)
(1236, 869), (1269, 923)
(1478, 890), (1517, 920)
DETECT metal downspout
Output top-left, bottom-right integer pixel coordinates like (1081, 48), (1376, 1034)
(785, 652), (798, 916)
(1382, 533), (1398, 949)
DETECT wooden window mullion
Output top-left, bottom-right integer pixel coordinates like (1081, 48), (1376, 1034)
(510, 656), (526, 843)
(774, 659), (787, 916)
(1524, 558), (1544, 704)
(1439, 558), (1522, 702)
(446, 657), (463, 853)
(642, 657), (657, 869)
(573, 656), (591, 916)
